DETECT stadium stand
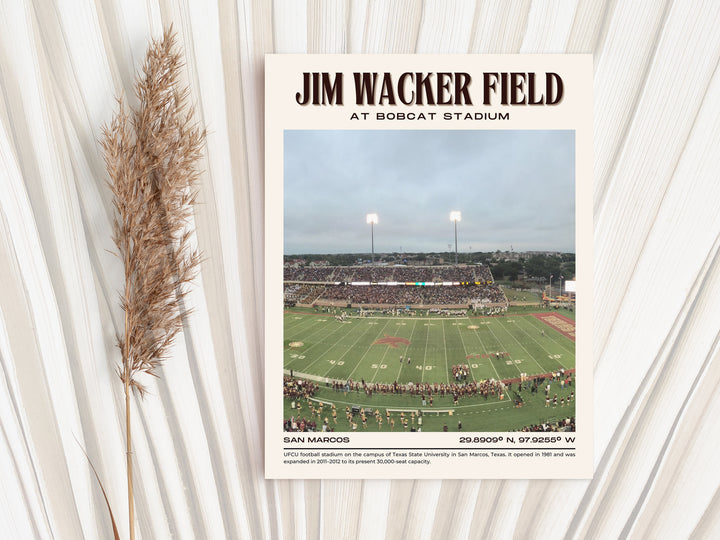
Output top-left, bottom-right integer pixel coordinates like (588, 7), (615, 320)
(284, 265), (507, 307)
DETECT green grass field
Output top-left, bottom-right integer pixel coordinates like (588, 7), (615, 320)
(283, 307), (576, 432)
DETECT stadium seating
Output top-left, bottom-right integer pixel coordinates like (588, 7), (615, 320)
(284, 265), (507, 306)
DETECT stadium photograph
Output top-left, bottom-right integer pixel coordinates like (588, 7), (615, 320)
(283, 130), (576, 433)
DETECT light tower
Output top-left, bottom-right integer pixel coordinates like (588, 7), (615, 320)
(549, 274), (553, 298)
(366, 213), (378, 263)
(450, 211), (461, 265)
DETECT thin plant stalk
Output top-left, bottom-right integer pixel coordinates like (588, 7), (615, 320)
(124, 341), (133, 540)
(124, 237), (134, 540)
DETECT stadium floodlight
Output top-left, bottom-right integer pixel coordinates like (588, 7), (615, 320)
(366, 213), (378, 263)
(549, 274), (553, 298)
(450, 211), (461, 264)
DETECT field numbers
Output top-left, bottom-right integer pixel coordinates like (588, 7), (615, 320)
(415, 365), (433, 370)
(505, 359), (523, 365)
(548, 354), (563, 359)
(471, 363), (479, 368)
(328, 360), (344, 365)
(370, 364), (387, 369)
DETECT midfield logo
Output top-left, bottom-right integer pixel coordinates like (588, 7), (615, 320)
(372, 334), (411, 348)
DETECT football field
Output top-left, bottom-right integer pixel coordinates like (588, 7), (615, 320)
(283, 307), (577, 432)
(284, 308), (574, 385)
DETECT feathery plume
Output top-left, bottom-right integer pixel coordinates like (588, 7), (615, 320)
(101, 28), (204, 539)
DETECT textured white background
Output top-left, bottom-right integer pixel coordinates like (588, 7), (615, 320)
(1, 1), (719, 539)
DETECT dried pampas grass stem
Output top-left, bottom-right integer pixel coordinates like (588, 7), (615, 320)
(101, 27), (204, 540)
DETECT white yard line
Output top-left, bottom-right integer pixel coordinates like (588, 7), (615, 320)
(303, 318), (373, 373)
(285, 317), (355, 366)
(467, 322), (511, 400)
(481, 322), (524, 376)
(421, 322), (431, 383)
(283, 315), (329, 343)
(514, 316), (570, 370)
(441, 320), (449, 384)
(395, 319), (418, 382)
(327, 320), (389, 379)
(283, 313), (328, 333)
(488, 318), (546, 375)
(369, 320), (403, 382)
(522, 315), (575, 355)
(454, 322), (478, 382)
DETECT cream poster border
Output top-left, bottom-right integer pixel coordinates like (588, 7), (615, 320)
(265, 54), (592, 479)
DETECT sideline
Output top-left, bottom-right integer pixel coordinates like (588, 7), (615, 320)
(283, 368), (576, 388)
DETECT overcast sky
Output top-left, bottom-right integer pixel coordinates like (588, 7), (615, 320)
(284, 130), (575, 255)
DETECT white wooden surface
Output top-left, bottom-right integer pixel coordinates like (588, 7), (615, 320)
(1, 1), (719, 538)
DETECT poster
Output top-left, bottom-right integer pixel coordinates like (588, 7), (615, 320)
(265, 54), (592, 479)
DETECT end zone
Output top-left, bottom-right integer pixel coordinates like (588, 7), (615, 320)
(531, 312), (575, 341)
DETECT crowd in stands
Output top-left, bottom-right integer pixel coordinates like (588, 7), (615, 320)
(284, 416), (318, 432)
(469, 285), (506, 304)
(283, 284), (301, 301)
(283, 284), (326, 304)
(332, 266), (389, 282)
(518, 417), (575, 432)
(283, 266), (337, 282)
(391, 265), (493, 283)
(315, 283), (504, 306)
(284, 265), (494, 283)
(284, 265), (507, 306)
